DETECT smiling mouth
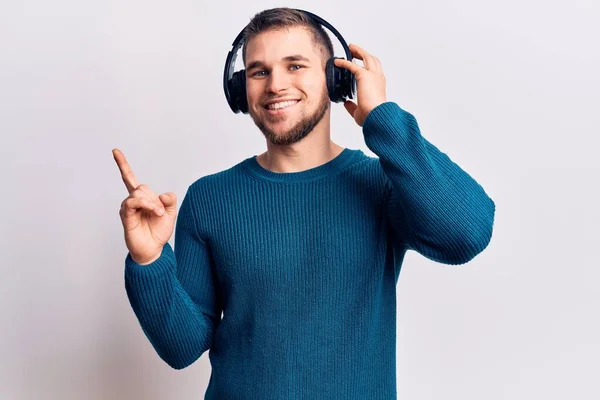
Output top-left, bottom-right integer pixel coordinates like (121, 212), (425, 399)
(264, 100), (300, 115)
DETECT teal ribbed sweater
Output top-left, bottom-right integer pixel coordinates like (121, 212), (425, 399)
(124, 102), (495, 399)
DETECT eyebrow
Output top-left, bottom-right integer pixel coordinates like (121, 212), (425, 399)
(246, 55), (311, 72)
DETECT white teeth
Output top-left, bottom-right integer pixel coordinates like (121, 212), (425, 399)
(266, 100), (298, 110)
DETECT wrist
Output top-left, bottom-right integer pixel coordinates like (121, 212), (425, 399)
(132, 251), (162, 266)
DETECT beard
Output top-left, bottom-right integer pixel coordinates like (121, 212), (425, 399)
(249, 88), (330, 146)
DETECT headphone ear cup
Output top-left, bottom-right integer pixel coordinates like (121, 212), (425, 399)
(230, 70), (248, 114)
(325, 58), (342, 103)
(348, 72), (356, 99)
(326, 57), (354, 103)
(340, 61), (356, 101)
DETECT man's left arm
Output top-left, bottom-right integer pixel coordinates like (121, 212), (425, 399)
(335, 44), (495, 265)
(363, 101), (495, 265)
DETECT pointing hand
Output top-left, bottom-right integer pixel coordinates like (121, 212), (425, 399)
(113, 148), (177, 265)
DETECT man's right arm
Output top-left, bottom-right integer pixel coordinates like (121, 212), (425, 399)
(124, 186), (222, 370)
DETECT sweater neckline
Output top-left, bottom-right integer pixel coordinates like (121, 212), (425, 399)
(242, 147), (362, 183)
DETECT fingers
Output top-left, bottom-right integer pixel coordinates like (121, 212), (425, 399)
(113, 148), (139, 194)
(158, 192), (177, 210)
(347, 43), (383, 73)
(134, 186), (165, 214)
(347, 43), (369, 69)
(113, 148), (174, 220)
(343, 100), (358, 117)
(121, 186), (165, 218)
(121, 195), (164, 218)
(333, 58), (362, 75)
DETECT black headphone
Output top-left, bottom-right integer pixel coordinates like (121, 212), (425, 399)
(223, 9), (357, 114)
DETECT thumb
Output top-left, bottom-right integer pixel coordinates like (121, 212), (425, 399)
(343, 100), (357, 117)
(158, 192), (178, 214)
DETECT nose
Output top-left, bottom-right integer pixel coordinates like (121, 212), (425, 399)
(265, 67), (291, 93)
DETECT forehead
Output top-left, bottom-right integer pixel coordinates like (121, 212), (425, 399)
(245, 26), (318, 64)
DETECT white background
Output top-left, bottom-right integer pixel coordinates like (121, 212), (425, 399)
(1, 0), (598, 399)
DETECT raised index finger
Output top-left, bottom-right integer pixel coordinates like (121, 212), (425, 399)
(112, 148), (139, 193)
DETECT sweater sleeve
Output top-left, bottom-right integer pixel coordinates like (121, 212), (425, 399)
(362, 102), (495, 265)
(124, 185), (222, 369)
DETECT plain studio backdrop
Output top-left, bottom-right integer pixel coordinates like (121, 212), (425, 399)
(1, 0), (598, 399)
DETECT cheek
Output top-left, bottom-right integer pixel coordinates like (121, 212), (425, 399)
(245, 86), (257, 103)
(305, 74), (327, 95)
(245, 82), (260, 99)
(305, 83), (328, 105)
(246, 89), (263, 113)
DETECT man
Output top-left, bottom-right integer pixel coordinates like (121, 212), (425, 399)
(114, 7), (495, 399)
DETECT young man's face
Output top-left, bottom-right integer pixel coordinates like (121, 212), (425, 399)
(244, 26), (330, 146)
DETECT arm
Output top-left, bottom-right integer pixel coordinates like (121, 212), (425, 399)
(363, 102), (496, 265)
(124, 186), (222, 369)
